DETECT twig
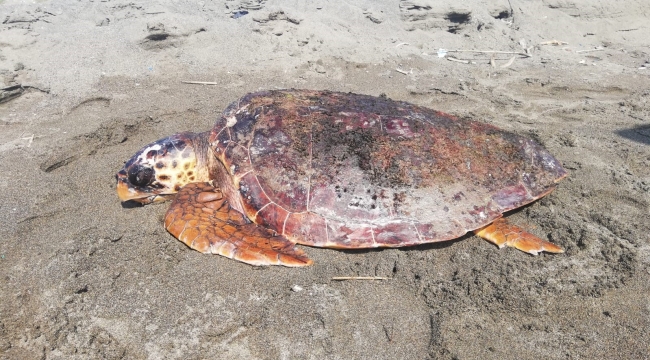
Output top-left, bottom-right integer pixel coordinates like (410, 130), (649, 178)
(395, 68), (412, 75)
(395, 42), (409, 48)
(332, 276), (389, 281)
(181, 81), (220, 85)
(446, 50), (531, 58)
(540, 40), (568, 46)
(22, 134), (35, 147)
(576, 47), (604, 54)
(446, 57), (470, 64)
(20, 133), (46, 147)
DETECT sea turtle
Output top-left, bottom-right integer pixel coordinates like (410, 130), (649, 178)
(116, 89), (566, 267)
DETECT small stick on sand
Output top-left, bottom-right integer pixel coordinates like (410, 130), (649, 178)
(20, 134), (35, 147)
(395, 42), (409, 48)
(181, 81), (220, 85)
(332, 276), (389, 281)
(447, 57), (470, 64)
(576, 47), (605, 53)
(540, 40), (568, 46)
(395, 68), (412, 75)
(446, 50), (531, 58)
(20, 133), (46, 147)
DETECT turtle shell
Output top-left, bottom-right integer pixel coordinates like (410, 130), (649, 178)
(208, 90), (566, 249)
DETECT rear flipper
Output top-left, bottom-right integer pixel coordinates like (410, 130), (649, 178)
(474, 218), (564, 255)
(164, 182), (313, 267)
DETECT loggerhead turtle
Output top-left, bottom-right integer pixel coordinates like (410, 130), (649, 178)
(116, 89), (566, 267)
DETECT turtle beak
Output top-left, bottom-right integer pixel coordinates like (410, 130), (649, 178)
(116, 177), (175, 204)
(116, 178), (146, 203)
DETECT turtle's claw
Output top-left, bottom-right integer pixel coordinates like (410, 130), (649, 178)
(474, 218), (564, 255)
(164, 182), (313, 267)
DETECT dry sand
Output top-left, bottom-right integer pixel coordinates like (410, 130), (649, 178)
(1, 0), (649, 358)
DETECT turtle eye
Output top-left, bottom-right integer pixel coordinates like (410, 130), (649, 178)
(128, 165), (154, 187)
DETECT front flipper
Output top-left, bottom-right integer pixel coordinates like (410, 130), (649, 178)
(474, 218), (564, 255)
(164, 182), (313, 267)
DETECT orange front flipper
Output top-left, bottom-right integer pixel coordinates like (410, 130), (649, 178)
(474, 218), (564, 255)
(164, 182), (313, 267)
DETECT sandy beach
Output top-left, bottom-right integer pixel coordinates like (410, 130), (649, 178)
(1, 0), (649, 358)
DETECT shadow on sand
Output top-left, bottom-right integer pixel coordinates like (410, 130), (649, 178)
(617, 124), (650, 145)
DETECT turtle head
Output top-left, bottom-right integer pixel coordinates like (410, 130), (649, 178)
(116, 132), (210, 204)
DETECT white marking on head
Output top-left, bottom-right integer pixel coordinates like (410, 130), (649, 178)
(136, 144), (162, 165)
